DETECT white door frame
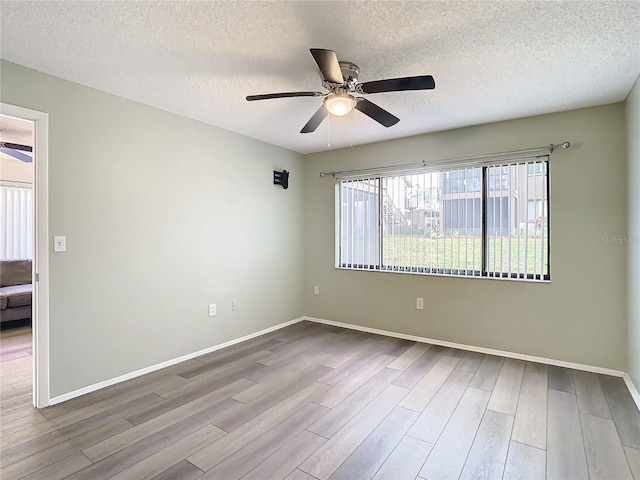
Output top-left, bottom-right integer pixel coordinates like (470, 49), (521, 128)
(1, 102), (50, 408)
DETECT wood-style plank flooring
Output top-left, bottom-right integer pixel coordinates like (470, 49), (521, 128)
(1, 321), (639, 479)
(1, 326), (32, 413)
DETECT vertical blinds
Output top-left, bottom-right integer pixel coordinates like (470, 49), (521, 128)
(338, 157), (549, 280)
(0, 184), (33, 260)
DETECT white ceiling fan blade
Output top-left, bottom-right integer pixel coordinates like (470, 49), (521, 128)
(0, 147), (32, 163)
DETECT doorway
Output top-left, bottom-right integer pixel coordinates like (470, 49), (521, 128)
(0, 104), (50, 408)
(1, 114), (34, 412)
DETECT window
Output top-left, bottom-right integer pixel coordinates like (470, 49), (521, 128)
(340, 178), (380, 268)
(337, 158), (549, 281)
(0, 183), (33, 260)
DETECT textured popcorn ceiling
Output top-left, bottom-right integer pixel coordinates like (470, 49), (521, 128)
(1, 1), (639, 154)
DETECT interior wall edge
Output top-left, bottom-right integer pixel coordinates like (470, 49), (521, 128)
(626, 70), (640, 393)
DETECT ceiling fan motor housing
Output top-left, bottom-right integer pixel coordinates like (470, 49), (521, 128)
(339, 61), (360, 82)
(322, 62), (361, 92)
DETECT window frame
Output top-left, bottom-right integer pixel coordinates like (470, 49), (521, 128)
(336, 158), (550, 282)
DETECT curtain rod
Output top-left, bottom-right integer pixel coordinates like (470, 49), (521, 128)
(319, 141), (571, 178)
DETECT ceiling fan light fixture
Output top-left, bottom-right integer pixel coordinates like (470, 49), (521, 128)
(246, 48), (435, 133)
(323, 93), (356, 116)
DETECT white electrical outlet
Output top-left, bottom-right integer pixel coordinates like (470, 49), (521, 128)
(208, 303), (217, 317)
(314, 286), (320, 295)
(416, 297), (424, 310)
(232, 299), (238, 311)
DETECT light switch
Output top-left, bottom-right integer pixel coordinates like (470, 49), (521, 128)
(53, 236), (66, 252)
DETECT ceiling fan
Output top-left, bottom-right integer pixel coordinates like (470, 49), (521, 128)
(0, 142), (32, 163)
(246, 48), (435, 133)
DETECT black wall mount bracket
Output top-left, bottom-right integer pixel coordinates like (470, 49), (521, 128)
(273, 170), (289, 189)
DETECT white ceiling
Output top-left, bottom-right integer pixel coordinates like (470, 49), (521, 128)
(0, 115), (33, 146)
(0, 114), (33, 169)
(1, 1), (639, 154)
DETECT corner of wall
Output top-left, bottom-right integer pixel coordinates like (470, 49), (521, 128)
(627, 73), (640, 390)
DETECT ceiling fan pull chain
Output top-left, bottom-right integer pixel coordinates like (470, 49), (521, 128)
(327, 115), (331, 149)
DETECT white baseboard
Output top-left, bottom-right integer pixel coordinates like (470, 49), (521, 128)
(307, 316), (640, 412)
(623, 374), (640, 412)
(304, 316), (627, 378)
(48, 314), (640, 413)
(48, 317), (305, 406)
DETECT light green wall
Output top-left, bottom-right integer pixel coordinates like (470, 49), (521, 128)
(0, 61), (305, 397)
(628, 75), (640, 388)
(0, 57), (633, 398)
(304, 104), (628, 371)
